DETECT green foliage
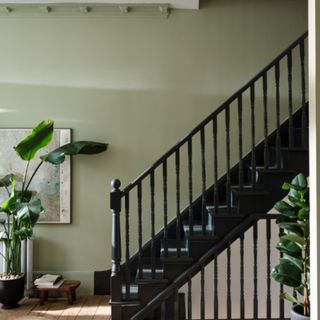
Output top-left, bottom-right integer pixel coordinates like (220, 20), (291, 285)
(271, 173), (310, 316)
(0, 120), (107, 275)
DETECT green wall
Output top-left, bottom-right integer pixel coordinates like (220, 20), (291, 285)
(0, 0), (307, 294)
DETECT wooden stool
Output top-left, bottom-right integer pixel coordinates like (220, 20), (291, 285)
(37, 280), (81, 305)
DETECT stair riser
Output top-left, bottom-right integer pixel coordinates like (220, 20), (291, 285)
(163, 261), (193, 280)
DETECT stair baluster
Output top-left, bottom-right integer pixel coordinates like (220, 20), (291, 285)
(137, 181), (143, 278)
(125, 193), (130, 299)
(188, 139), (194, 236)
(213, 117), (219, 214)
(238, 95), (244, 191)
(200, 127), (207, 234)
(240, 232), (245, 320)
(150, 170), (156, 278)
(174, 288), (179, 320)
(275, 61), (281, 168)
(263, 73), (269, 169)
(188, 275), (192, 320)
(287, 50), (294, 148)
(176, 149), (181, 256)
(300, 40), (307, 147)
(214, 253), (218, 320)
(225, 105), (231, 211)
(163, 160), (168, 258)
(266, 218), (271, 320)
(253, 221), (258, 319)
(201, 265), (205, 320)
(227, 243), (231, 320)
(250, 84), (256, 189)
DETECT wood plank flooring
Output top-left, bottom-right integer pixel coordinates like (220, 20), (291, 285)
(0, 295), (111, 320)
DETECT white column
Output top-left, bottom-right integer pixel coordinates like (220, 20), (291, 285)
(308, 0), (320, 318)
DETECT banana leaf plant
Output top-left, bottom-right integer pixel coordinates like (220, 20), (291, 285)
(0, 120), (107, 277)
(271, 173), (310, 317)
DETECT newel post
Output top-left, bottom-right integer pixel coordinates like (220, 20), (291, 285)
(110, 179), (122, 316)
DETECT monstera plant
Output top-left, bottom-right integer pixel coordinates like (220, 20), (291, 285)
(271, 173), (310, 319)
(0, 120), (107, 309)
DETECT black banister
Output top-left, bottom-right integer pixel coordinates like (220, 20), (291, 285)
(121, 32), (307, 195)
(131, 214), (279, 320)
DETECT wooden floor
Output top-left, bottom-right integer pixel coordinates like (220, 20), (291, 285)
(0, 295), (111, 320)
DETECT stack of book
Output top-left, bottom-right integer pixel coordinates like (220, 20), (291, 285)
(34, 274), (64, 288)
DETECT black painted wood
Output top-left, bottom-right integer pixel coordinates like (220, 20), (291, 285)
(213, 117), (219, 214)
(266, 219), (271, 320)
(275, 62), (281, 168)
(227, 244), (231, 320)
(253, 221), (258, 319)
(250, 84), (256, 188)
(214, 253), (218, 320)
(188, 276), (192, 320)
(240, 232), (245, 320)
(263, 73), (268, 169)
(163, 160), (168, 258)
(300, 41), (307, 147)
(137, 182), (143, 278)
(188, 139), (194, 236)
(150, 170), (156, 278)
(125, 193), (130, 300)
(238, 95), (244, 190)
(287, 51), (293, 148)
(226, 106), (231, 211)
(200, 128), (206, 234)
(201, 265), (205, 320)
(176, 149), (181, 256)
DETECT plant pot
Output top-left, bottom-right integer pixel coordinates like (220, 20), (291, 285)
(291, 304), (310, 320)
(0, 275), (25, 309)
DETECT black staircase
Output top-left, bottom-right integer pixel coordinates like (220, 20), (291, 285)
(96, 32), (309, 320)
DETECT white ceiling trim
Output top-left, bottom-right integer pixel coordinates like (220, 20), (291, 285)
(0, 0), (199, 9)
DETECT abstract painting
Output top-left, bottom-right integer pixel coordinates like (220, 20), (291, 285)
(0, 128), (71, 223)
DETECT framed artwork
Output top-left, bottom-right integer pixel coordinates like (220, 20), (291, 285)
(0, 128), (71, 224)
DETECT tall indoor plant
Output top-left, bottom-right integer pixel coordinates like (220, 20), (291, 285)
(0, 120), (107, 308)
(271, 173), (310, 319)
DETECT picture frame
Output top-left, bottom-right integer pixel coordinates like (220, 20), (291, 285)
(0, 128), (71, 224)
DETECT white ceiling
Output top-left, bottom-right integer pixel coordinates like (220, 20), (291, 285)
(0, 0), (200, 9)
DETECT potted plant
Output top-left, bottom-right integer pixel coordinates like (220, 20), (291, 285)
(0, 120), (107, 309)
(271, 173), (310, 319)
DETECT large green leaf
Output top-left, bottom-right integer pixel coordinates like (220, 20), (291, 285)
(281, 234), (306, 247)
(13, 227), (33, 240)
(14, 120), (54, 161)
(291, 173), (307, 189)
(276, 238), (301, 257)
(17, 198), (43, 227)
(272, 260), (301, 287)
(281, 255), (303, 271)
(278, 222), (304, 237)
(1, 178), (16, 213)
(274, 200), (299, 217)
(40, 141), (108, 164)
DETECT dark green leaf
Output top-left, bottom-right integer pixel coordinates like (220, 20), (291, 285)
(278, 222), (304, 237)
(272, 260), (301, 287)
(281, 255), (303, 271)
(1, 178), (16, 213)
(291, 173), (307, 189)
(17, 198), (43, 227)
(14, 120), (54, 161)
(0, 174), (14, 188)
(281, 234), (306, 247)
(13, 227), (33, 240)
(276, 238), (301, 257)
(274, 200), (298, 217)
(298, 207), (309, 220)
(41, 141), (108, 164)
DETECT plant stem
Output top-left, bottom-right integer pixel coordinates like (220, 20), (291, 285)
(25, 161), (43, 192)
(21, 161), (30, 193)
